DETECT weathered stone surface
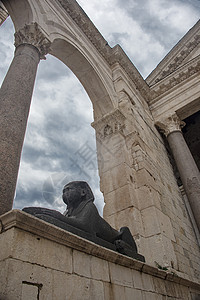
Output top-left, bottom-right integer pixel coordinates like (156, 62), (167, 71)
(0, 211), (200, 299)
(1, 0), (200, 285)
(109, 262), (133, 287)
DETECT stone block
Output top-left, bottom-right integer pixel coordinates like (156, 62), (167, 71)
(90, 280), (105, 300)
(125, 287), (143, 299)
(0, 228), (15, 261)
(143, 291), (161, 300)
(141, 273), (154, 292)
(109, 262), (133, 287)
(153, 277), (167, 295)
(91, 256), (110, 282)
(0, 260), (8, 297)
(52, 270), (68, 299)
(110, 207), (144, 236)
(65, 274), (91, 300)
(136, 186), (161, 211)
(165, 281), (179, 298)
(104, 184), (138, 217)
(141, 207), (175, 242)
(112, 284), (126, 300)
(145, 234), (177, 269)
(73, 249), (91, 278)
(21, 283), (39, 300)
(11, 228), (73, 274)
(103, 282), (114, 300)
(132, 269), (143, 289)
(134, 169), (158, 190)
(1, 258), (53, 300)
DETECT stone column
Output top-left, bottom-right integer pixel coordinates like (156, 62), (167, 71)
(156, 113), (200, 232)
(0, 23), (51, 215)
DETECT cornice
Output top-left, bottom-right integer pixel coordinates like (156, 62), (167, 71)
(56, 0), (149, 101)
(146, 20), (200, 86)
(154, 34), (200, 84)
(149, 56), (200, 103)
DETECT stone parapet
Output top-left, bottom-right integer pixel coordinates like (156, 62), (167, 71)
(0, 210), (200, 299)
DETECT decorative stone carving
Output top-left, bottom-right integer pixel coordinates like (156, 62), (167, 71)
(155, 34), (200, 83)
(155, 113), (185, 137)
(92, 109), (126, 140)
(14, 23), (51, 59)
(150, 59), (200, 100)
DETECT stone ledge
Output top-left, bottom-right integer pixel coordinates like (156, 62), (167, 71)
(0, 209), (200, 291)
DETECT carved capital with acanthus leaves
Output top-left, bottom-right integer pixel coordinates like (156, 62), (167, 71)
(14, 22), (51, 60)
(155, 113), (185, 137)
(92, 109), (126, 140)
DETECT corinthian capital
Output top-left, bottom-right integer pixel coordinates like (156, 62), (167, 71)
(14, 22), (51, 59)
(156, 113), (185, 137)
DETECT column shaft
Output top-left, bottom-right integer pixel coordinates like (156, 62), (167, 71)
(167, 130), (200, 231)
(0, 44), (40, 215)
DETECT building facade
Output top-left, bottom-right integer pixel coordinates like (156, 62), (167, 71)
(0, 0), (199, 296)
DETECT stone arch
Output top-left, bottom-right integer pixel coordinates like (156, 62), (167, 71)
(2, 0), (116, 120)
(2, 0), (34, 30)
(50, 37), (115, 120)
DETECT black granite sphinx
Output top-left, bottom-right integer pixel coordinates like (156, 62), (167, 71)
(23, 181), (145, 262)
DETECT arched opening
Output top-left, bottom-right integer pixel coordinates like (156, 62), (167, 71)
(0, 16), (105, 215)
(49, 38), (115, 120)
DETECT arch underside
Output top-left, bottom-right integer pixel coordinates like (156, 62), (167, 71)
(2, 0), (116, 120)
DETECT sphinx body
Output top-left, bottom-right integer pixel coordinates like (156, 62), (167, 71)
(23, 181), (145, 261)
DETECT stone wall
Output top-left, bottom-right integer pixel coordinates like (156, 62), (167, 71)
(96, 63), (200, 281)
(0, 210), (200, 300)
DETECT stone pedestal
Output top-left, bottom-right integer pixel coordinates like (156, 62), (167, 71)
(0, 210), (200, 300)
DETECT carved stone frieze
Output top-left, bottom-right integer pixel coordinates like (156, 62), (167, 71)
(92, 109), (126, 140)
(154, 34), (200, 83)
(57, 0), (149, 101)
(150, 59), (200, 100)
(155, 113), (185, 137)
(14, 23), (51, 59)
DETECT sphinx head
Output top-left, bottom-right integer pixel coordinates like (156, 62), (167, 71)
(62, 181), (94, 208)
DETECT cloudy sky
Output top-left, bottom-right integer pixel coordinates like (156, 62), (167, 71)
(0, 0), (199, 215)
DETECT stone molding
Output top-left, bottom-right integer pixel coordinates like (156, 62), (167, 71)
(14, 23), (51, 59)
(92, 109), (126, 140)
(146, 20), (200, 86)
(56, 0), (149, 101)
(154, 34), (200, 84)
(1, 209), (200, 290)
(149, 57), (200, 101)
(155, 113), (185, 137)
